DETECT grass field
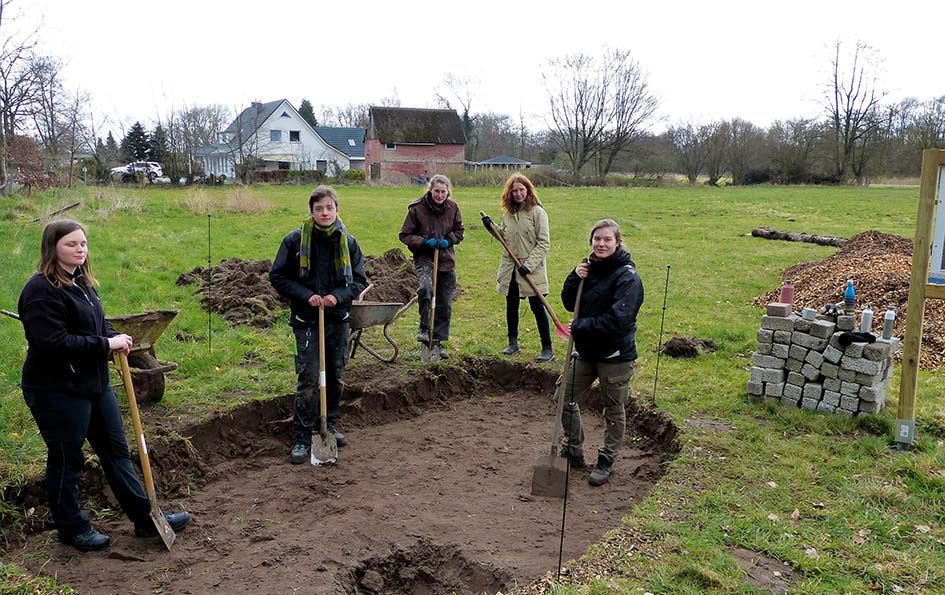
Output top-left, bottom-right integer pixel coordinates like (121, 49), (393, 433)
(1, 183), (943, 594)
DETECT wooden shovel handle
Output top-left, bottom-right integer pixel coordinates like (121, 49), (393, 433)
(549, 263), (587, 453)
(479, 210), (563, 328)
(118, 351), (157, 499)
(318, 306), (328, 436)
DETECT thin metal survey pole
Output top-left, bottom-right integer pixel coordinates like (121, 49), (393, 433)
(652, 265), (670, 405)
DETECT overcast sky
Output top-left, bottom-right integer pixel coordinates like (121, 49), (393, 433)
(15, 0), (945, 136)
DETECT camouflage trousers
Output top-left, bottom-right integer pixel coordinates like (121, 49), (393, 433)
(559, 358), (635, 464)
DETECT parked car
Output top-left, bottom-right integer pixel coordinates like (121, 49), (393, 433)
(110, 161), (164, 182)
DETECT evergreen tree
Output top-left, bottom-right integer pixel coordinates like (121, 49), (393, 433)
(150, 124), (168, 163)
(120, 122), (150, 161)
(105, 132), (120, 163)
(299, 99), (318, 128)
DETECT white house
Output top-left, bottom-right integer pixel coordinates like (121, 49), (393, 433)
(194, 99), (364, 179)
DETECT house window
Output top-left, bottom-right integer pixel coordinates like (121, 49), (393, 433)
(290, 130), (300, 142)
(278, 161), (290, 170)
(385, 143), (396, 149)
(280, 112), (290, 118)
(316, 160), (327, 173)
(270, 130), (282, 142)
(348, 139), (356, 147)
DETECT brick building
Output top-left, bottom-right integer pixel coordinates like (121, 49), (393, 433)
(364, 107), (465, 184)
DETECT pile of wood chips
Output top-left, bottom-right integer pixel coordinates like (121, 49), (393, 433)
(752, 230), (945, 369)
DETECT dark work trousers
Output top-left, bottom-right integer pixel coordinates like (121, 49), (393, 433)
(559, 359), (635, 465)
(23, 387), (151, 539)
(416, 263), (456, 343)
(506, 274), (552, 348)
(293, 320), (349, 446)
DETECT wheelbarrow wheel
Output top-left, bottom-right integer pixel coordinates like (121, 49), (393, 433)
(127, 352), (165, 404)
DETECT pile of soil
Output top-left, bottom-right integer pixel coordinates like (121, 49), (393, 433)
(661, 336), (716, 358)
(176, 250), (455, 329)
(177, 258), (287, 329)
(361, 248), (419, 303)
(752, 230), (945, 368)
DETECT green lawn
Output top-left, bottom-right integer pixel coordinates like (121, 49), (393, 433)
(1, 183), (943, 594)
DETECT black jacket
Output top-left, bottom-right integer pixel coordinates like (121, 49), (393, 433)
(18, 273), (117, 396)
(269, 227), (367, 327)
(561, 249), (644, 362)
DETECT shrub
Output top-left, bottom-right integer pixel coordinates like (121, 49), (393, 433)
(344, 169), (365, 183)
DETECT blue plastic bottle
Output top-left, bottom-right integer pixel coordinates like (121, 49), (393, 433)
(844, 280), (855, 316)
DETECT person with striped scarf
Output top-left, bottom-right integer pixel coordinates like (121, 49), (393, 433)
(270, 186), (367, 464)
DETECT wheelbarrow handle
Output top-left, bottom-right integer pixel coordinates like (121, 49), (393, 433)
(1, 309), (20, 321)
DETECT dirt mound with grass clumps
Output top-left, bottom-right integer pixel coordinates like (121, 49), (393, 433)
(175, 250), (442, 329)
(661, 336), (716, 358)
(177, 258), (287, 328)
(753, 230), (945, 368)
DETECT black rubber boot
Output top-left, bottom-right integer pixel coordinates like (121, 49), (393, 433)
(500, 337), (520, 356)
(536, 346), (554, 362)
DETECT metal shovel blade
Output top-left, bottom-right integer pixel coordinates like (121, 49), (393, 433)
(310, 431), (338, 467)
(530, 453), (569, 498)
(147, 494), (176, 550)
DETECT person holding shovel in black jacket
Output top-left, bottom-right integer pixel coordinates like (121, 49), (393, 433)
(494, 173), (554, 362)
(18, 219), (190, 551)
(399, 174), (464, 360)
(559, 219), (644, 486)
(270, 185), (367, 464)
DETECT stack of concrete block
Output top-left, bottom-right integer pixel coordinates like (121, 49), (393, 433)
(746, 302), (899, 416)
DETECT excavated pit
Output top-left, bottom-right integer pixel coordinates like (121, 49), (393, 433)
(3, 360), (678, 595)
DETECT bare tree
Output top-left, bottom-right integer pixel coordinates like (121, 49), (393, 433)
(824, 40), (886, 183)
(728, 118), (765, 185)
(436, 73), (478, 160)
(29, 55), (64, 156)
(767, 118), (821, 183)
(543, 47), (657, 182)
(701, 121), (730, 186)
(318, 103), (369, 128)
(594, 49), (658, 177)
(666, 122), (709, 184)
(0, 0), (38, 188)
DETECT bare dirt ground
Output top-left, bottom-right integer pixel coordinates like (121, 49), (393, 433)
(4, 361), (677, 595)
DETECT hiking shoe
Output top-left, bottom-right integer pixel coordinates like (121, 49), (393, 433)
(59, 528), (110, 552)
(589, 455), (613, 486)
(135, 511), (191, 537)
(501, 340), (520, 356)
(290, 443), (309, 464)
(430, 343), (449, 359)
(536, 347), (555, 362)
(558, 446), (586, 469)
(416, 331), (430, 344)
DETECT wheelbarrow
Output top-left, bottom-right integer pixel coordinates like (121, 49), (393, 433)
(1, 308), (179, 404)
(107, 309), (180, 404)
(348, 287), (418, 364)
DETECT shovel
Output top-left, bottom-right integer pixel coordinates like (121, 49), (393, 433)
(311, 305), (338, 466)
(420, 246), (441, 364)
(117, 351), (176, 549)
(479, 210), (569, 340)
(531, 268), (586, 498)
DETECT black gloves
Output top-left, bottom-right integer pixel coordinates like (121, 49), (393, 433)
(517, 265), (530, 277)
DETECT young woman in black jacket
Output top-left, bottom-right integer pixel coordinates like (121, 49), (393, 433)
(18, 220), (189, 551)
(559, 219), (644, 486)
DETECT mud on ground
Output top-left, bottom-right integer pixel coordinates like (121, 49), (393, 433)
(753, 230), (945, 368)
(176, 249), (459, 329)
(4, 360), (677, 595)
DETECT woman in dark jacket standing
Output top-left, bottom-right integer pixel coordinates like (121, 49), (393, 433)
(18, 220), (189, 551)
(559, 219), (644, 486)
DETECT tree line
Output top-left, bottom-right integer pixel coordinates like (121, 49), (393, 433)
(0, 0), (940, 191)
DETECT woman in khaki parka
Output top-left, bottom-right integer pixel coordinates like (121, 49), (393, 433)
(495, 173), (553, 362)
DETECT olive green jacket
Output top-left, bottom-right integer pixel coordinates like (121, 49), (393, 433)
(495, 204), (550, 297)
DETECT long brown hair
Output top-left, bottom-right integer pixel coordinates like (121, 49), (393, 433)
(501, 173), (539, 214)
(37, 219), (97, 287)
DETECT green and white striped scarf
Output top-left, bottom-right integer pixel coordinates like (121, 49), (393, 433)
(299, 217), (352, 283)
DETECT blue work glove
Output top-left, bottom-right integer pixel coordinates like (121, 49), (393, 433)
(438, 238), (450, 249)
(517, 265), (530, 277)
(424, 237), (438, 248)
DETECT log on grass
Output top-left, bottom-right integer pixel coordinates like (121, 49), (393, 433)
(750, 227), (846, 247)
